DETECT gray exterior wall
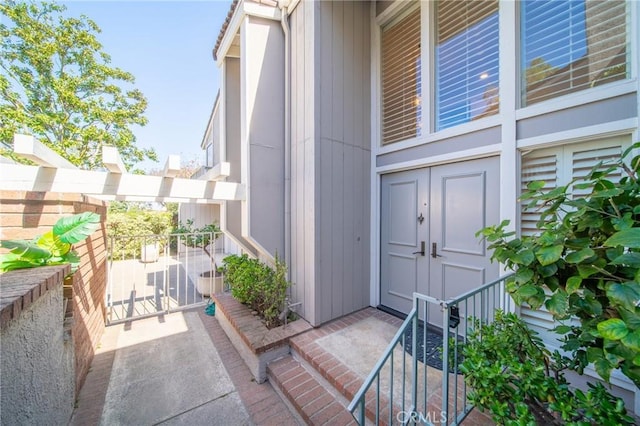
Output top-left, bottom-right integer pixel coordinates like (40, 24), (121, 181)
(517, 93), (637, 140)
(244, 16), (285, 257)
(376, 126), (501, 167)
(224, 57), (257, 256)
(1, 278), (74, 425)
(290, 0), (371, 326)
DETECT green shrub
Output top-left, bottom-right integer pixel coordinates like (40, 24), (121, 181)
(221, 254), (291, 328)
(479, 142), (640, 386)
(107, 210), (173, 259)
(171, 219), (221, 256)
(460, 311), (634, 425)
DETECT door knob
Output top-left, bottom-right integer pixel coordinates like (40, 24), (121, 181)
(431, 242), (443, 258)
(412, 241), (425, 256)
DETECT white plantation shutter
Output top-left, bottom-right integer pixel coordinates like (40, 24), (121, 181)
(381, 7), (421, 145)
(520, 154), (557, 236)
(519, 140), (626, 344)
(521, 0), (629, 106)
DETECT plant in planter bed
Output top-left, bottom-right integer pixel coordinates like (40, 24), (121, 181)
(220, 253), (292, 329)
(460, 311), (634, 425)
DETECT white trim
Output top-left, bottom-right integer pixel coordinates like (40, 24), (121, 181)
(515, 80), (637, 120)
(370, 2), (381, 156)
(216, 0), (281, 67)
(422, 1), (433, 136)
(244, 1), (281, 21)
(239, 19), (251, 244)
(498, 0), (518, 243)
(216, 1), (244, 67)
(517, 118), (638, 150)
(286, 0), (301, 15)
(375, 143), (502, 174)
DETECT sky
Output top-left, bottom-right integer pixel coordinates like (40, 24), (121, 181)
(60, 0), (233, 172)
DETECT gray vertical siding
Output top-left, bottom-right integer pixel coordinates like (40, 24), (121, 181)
(245, 16), (285, 257)
(291, 0), (371, 326)
(224, 58), (257, 256)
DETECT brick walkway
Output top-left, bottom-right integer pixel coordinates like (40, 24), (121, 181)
(197, 310), (302, 425)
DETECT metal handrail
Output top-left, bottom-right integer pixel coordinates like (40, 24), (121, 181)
(348, 273), (514, 425)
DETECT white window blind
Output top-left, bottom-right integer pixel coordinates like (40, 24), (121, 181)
(435, 0), (499, 130)
(521, 0), (629, 107)
(381, 7), (421, 145)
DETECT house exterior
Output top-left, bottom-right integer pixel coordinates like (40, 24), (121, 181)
(206, 0), (639, 410)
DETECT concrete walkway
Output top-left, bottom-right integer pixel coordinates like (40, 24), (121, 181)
(71, 308), (300, 425)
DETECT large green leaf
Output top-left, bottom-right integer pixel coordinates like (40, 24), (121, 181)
(604, 228), (640, 249)
(546, 291), (569, 318)
(621, 329), (640, 351)
(53, 212), (100, 244)
(606, 282), (640, 312)
(514, 268), (534, 284)
(0, 254), (40, 272)
(597, 318), (629, 341)
(535, 245), (563, 266)
(37, 231), (71, 257)
(0, 239), (51, 261)
(565, 248), (595, 264)
(566, 276), (582, 294)
(611, 253), (640, 268)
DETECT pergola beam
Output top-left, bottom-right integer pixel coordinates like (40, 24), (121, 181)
(199, 162), (231, 181)
(163, 155), (181, 178)
(102, 146), (127, 174)
(13, 134), (77, 169)
(0, 163), (245, 202)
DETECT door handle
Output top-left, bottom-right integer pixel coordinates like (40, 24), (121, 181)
(412, 241), (425, 256)
(431, 242), (443, 258)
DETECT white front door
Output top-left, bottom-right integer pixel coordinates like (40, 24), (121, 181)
(380, 157), (500, 319)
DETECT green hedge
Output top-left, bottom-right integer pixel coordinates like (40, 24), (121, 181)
(221, 254), (291, 328)
(107, 210), (173, 259)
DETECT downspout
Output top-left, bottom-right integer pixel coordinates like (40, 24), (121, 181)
(279, 0), (291, 282)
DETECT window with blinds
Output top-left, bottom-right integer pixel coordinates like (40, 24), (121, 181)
(435, 0), (499, 131)
(521, 0), (629, 107)
(381, 7), (421, 145)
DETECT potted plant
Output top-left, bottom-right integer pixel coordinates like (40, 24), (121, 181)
(172, 220), (222, 295)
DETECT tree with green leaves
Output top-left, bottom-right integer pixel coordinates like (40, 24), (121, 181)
(480, 142), (640, 387)
(0, 1), (157, 170)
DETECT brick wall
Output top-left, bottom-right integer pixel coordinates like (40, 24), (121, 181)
(0, 190), (108, 395)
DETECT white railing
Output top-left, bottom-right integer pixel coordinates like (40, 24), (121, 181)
(348, 274), (514, 425)
(107, 231), (223, 324)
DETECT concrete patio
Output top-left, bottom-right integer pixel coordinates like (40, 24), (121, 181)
(70, 305), (491, 425)
(70, 308), (300, 425)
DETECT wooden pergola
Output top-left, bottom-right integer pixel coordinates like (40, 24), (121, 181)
(0, 135), (244, 204)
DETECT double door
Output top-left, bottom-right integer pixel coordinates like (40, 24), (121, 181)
(380, 157), (500, 320)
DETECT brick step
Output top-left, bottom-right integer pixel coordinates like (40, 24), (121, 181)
(268, 355), (357, 426)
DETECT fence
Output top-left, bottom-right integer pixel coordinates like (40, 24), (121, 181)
(107, 231), (223, 324)
(348, 274), (514, 425)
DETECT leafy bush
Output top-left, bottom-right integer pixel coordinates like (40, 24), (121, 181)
(0, 212), (100, 273)
(221, 254), (292, 328)
(479, 142), (640, 386)
(107, 210), (173, 259)
(460, 311), (634, 425)
(171, 219), (221, 256)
